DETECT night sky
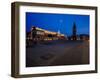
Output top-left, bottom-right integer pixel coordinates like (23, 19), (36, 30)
(26, 12), (89, 36)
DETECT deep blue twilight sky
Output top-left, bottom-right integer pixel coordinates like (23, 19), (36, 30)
(26, 12), (89, 36)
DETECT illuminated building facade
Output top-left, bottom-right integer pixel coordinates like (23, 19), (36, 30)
(26, 26), (66, 46)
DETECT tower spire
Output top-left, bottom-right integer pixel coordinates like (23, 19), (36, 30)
(72, 22), (77, 40)
(58, 29), (60, 34)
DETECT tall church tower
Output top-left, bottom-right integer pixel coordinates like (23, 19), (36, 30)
(72, 23), (77, 40)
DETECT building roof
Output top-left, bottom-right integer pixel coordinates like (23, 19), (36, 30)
(36, 27), (57, 35)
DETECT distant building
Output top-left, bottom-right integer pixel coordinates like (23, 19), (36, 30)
(68, 34), (89, 41)
(79, 34), (89, 40)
